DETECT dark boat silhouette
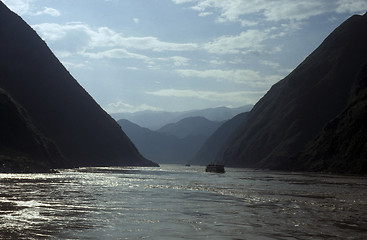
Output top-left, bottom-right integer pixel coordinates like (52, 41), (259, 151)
(205, 164), (225, 173)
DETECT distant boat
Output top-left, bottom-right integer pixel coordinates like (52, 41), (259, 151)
(205, 164), (225, 173)
(185, 164), (191, 167)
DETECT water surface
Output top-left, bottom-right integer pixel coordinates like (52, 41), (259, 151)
(0, 165), (366, 239)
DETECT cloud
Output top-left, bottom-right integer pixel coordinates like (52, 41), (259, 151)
(33, 22), (198, 52)
(105, 101), (162, 113)
(169, 56), (190, 66)
(2, 0), (31, 15)
(3, 0), (61, 17)
(260, 60), (280, 69)
(203, 29), (268, 54)
(176, 69), (283, 87)
(147, 89), (266, 105)
(172, 0), (367, 24)
(336, 0), (367, 14)
(34, 7), (60, 17)
(81, 48), (152, 62)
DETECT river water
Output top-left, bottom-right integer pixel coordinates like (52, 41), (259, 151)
(0, 165), (366, 239)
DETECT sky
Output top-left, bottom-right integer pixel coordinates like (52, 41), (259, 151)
(3, 0), (367, 113)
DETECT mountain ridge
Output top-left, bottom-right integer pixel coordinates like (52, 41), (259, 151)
(190, 112), (248, 166)
(111, 105), (252, 130)
(220, 13), (367, 172)
(118, 117), (222, 164)
(0, 2), (157, 169)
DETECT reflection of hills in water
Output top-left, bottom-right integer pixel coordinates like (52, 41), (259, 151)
(0, 166), (366, 239)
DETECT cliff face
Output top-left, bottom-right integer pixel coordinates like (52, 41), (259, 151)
(0, 88), (66, 172)
(289, 62), (367, 174)
(0, 2), (157, 167)
(221, 13), (367, 171)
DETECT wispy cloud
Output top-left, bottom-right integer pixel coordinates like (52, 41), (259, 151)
(176, 69), (283, 88)
(33, 22), (198, 52)
(147, 89), (266, 105)
(34, 7), (60, 17)
(3, 0), (60, 17)
(203, 29), (268, 54)
(172, 0), (367, 24)
(2, 0), (31, 15)
(336, 0), (367, 13)
(105, 101), (162, 113)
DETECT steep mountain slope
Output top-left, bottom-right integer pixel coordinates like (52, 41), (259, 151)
(221, 13), (367, 170)
(118, 119), (208, 164)
(157, 117), (222, 139)
(0, 2), (157, 167)
(0, 88), (66, 172)
(112, 105), (252, 130)
(190, 112), (248, 166)
(288, 62), (367, 174)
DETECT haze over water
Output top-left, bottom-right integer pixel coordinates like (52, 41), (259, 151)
(0, 165), (366, 239)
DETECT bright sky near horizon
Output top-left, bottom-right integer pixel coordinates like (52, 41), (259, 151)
(3, 0), (367, 113)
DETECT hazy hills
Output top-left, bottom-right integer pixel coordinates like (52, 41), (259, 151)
(218, 13), (367, 174)
(112, 105), (252, 130)
(157, 117), (223, 139)
(118, 117), (222, 164)
(0, 2), (157, 171)
(190, 112), (248, 166)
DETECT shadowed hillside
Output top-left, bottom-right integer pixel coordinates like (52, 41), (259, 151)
(0, 88), (66, 172)
(288, 61), (367, 174)
(220, 13), (367, 173)
(190, 112), (248, 166)
(0, 2), (157, 168)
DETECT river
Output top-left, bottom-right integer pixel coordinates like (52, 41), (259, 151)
(0, 165), (366, 239)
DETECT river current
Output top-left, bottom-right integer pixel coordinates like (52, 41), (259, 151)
(0, 165), (366, 239)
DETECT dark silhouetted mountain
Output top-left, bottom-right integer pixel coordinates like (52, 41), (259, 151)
(111, 105), (252, 130)
(190, 112), (248, 166)
(287, 61), (367, 174)
(220, 13), (367, 172)
(157, 117), (223, 139)
(118, 119), (210, 164)
(0, 88), (66, 172)
(0, 2), (157, 168)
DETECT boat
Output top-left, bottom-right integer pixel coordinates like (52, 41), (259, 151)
(205, 164), (225, 173)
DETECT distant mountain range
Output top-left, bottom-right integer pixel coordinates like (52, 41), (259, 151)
(118, 117), (223, 164)
(1, 0), (366, 174)
(189, 112), (248, 166)
(217, 12), (367, 174)
(0, 2), (157, 172)
(111, 105), (252, 130)
(156, 116), (223, 139)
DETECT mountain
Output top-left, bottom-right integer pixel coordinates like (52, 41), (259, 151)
(220, 13), (367, 172)
(111, 105), (252, 130)
(118, 119), (209, 164)
(287, 61), (367, 174)
(0, 88), (65, 172)
(157, 117), (223, 139)
(190, 112), (248, 166)
(0, 2), (157, 168)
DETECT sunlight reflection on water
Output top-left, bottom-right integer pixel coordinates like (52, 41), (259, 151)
(0, 165), (367, 239)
